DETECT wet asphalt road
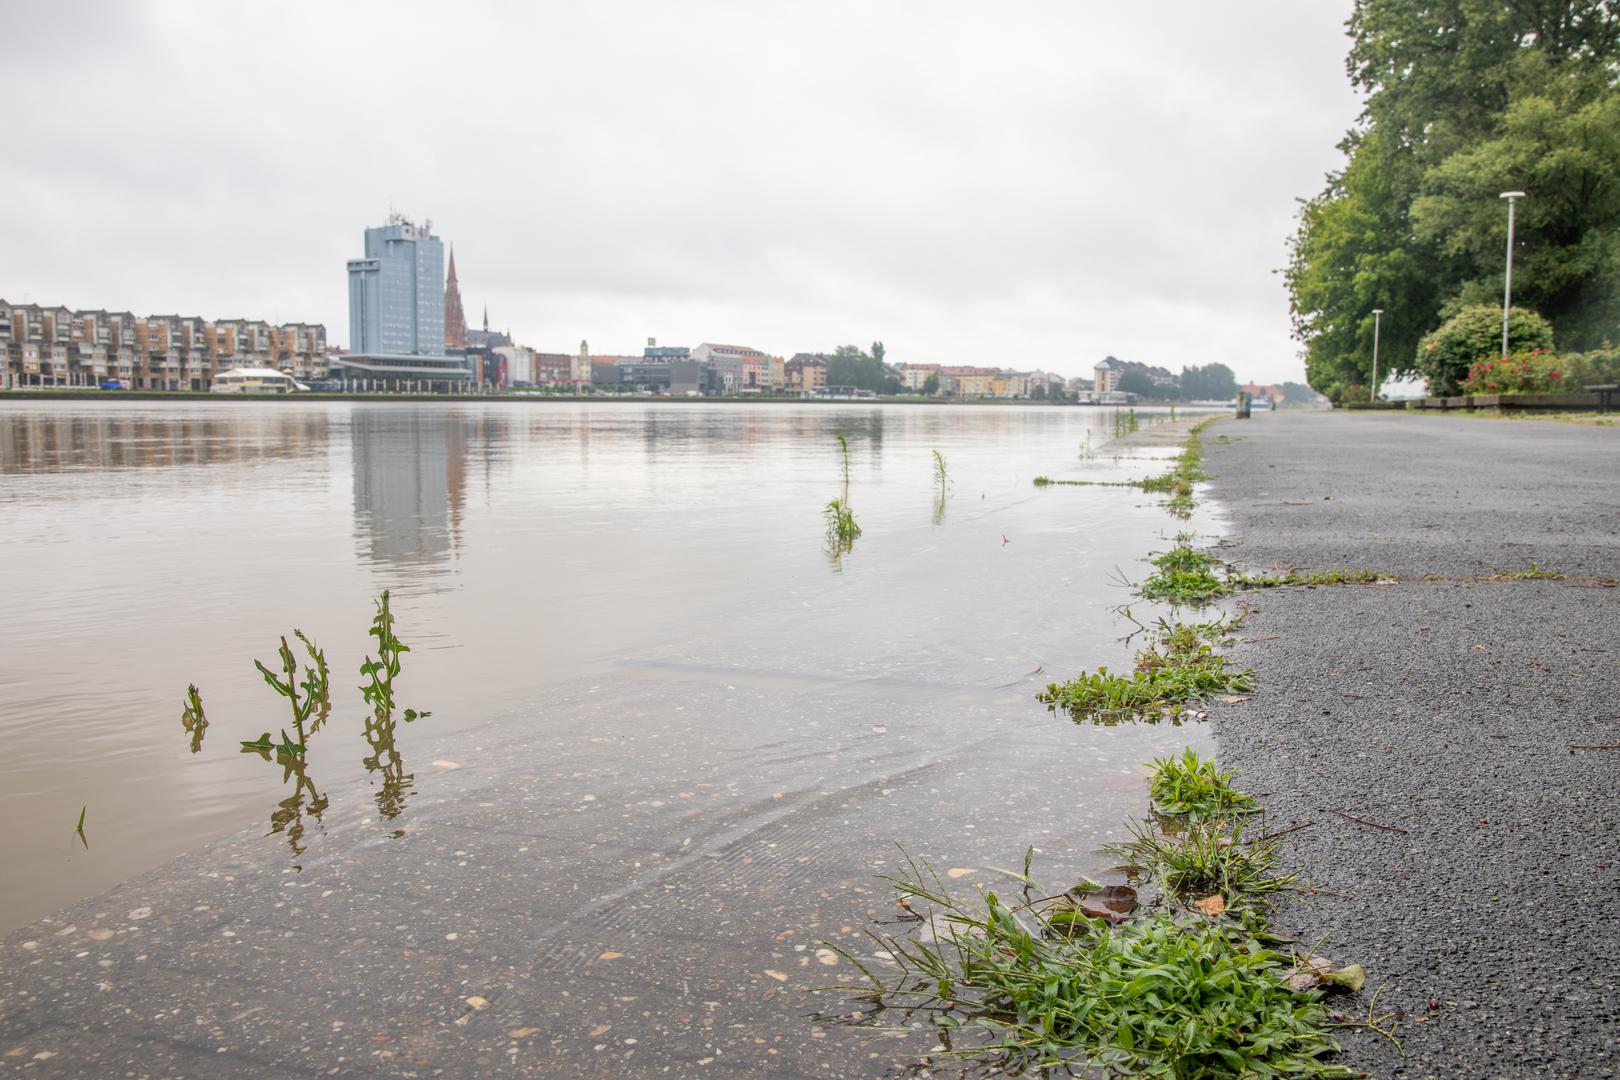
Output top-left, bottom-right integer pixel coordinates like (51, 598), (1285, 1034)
(1205, 411), (1620, 1079)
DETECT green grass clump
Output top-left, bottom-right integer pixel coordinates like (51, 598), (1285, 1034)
(1140, 545), (1230, 605)
(1147, 749), (1259, 818)
(828, 853), (1351, 1077)
(1111, 818), (1293, 903)
(1039, 619), (1254, 723)
(1233, 568), (1383, 589)
(1494, 562), (1565, 580)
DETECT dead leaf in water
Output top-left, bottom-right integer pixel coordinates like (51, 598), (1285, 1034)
(1077, 884), (1137, 923)
(1192, 894), (1226, 917)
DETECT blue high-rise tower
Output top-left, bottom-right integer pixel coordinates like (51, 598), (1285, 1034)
(346, 214), (445, 357)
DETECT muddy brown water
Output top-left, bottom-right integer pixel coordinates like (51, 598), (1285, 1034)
(0, 399), (1221, 1074)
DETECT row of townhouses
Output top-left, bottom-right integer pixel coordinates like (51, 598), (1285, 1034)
(0, 300), (328, 390)
(479, 341), (1070, 400)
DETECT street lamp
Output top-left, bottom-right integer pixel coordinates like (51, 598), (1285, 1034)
(1370, 308), (1384, 403)
(1500, 191), (1526, 360)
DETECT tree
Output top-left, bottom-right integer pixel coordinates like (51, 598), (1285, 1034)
(827, 345), (884, 392)
(1031, 383), (1047, 400)
(1281, 381), (1325, 405)
(872, 341), (886, 366)
(1415, 304), (1554, 393)
(1179, 363), (1238, 401)
(1117, 369), (1158, 398)
(1286, 0), (1620, 400)
(921, 372), (940, 396)
(881, 375), (901, 395)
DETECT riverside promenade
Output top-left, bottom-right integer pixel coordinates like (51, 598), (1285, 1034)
(1204, 412), (1619, 1078)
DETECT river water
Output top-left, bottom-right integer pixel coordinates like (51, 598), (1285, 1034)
(0, 399), (1221, 1073)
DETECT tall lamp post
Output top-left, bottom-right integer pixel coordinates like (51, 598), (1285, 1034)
(1370, 308), (1384, 403)
(1500, 191), (1526, 360)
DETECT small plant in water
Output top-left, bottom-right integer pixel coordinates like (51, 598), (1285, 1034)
(1139, 544), (1229, 605)
(1147, 748), (1258, 817)
(180, 683), (208, 753)
(1038, 618), (1253, 723)
(823, 849), (1352, 1076)
(254, 630), (332, 740)
(824, 435), (862, 560)
(360, 590), (410, 716)
(931, 449), (950, 524)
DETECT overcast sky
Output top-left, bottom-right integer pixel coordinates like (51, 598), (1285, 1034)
(2, 1), (1362, 383)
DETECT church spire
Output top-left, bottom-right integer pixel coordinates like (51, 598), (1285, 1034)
(443, 244), (469, 349)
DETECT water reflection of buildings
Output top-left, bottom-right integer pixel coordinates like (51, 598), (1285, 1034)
(0, 409), (328, 475)
(350, 410), (469, 568)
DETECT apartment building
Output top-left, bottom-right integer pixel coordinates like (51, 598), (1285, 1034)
(0, 300), (327, 390)
(785, 353), (827, 394)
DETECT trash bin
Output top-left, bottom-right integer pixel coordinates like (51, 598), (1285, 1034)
(1235, 391), (1252, 419)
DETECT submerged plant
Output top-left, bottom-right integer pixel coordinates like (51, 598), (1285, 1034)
(1039, 619), (1253, 723)
(180, 683), (208, 754)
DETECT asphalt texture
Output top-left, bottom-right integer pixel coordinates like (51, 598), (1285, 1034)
(1204, 411), (1620, 1079)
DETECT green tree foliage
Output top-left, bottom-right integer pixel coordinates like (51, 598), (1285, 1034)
(1117, 369), (1159, 398)
(871, 341), (886, 366)
(827, 345), (885, 392)
(1415, 303), (1554, 393)
(1280, 381), (1325, 405)
(1286, 0), (1620, 401)
(1179, 363), (1239, 401)
(921, 371), (941, 396)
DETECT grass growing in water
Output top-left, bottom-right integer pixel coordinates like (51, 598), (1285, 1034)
(1147, 748), (1258, 818)
(1038, 618), (1253, 723)
(931, 448), (950, 525)
(827, 849), (1354, 1076)
(825, 435), (862, 558)
(1111, 817), (1292, 903)
(1140, 544), (1230, 605)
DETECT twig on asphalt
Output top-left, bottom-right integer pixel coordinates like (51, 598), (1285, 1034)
(1324, 807), (1408, 834)
(1257, 820), (1316, 842)
(1568, 742), (1620, 750)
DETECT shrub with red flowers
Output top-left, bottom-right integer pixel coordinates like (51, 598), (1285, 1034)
(1416, 305), (1554, 394)
(1460, 346), (1620, 396)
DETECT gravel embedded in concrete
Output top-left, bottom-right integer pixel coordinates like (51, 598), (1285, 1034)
(1206, 411), (1620, 1079)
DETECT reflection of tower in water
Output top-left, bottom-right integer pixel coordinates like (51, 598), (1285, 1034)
(350, 410), (467, 568)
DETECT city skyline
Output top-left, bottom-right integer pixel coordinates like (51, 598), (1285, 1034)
(0, 2), (1362, 383)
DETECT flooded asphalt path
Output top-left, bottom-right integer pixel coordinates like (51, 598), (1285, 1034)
(0, 410), (1220, 1078)
(1204, 411), (1620, 1078)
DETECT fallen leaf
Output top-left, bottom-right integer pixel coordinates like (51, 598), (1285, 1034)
(1322, 963), (1367, 992)
(1077, 884), (1137, 923)
(597, 951), (623, 961)
(510, 1028), (539, 1039)
(1192, 894), (1226, 917)
(945, 868), (976, 879)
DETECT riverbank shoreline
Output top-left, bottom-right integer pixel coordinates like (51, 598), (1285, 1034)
(1202, 411), (1619, 1077)
(0, 389), (1238, 409)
